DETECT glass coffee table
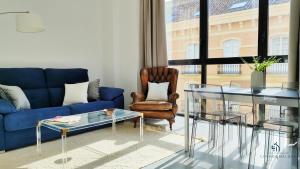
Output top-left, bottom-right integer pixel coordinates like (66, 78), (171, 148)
(36, 109), (143, 165)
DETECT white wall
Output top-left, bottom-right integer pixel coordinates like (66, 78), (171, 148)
(102, 0), (141, 108)
(0, 0), (103, 80)
(0, 0), (141, 108)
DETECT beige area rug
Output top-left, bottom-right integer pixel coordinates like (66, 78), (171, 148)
(0, 122), (184, 169)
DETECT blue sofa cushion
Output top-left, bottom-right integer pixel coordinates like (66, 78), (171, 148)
(4, 106), (71, 131)
(99, 87), (124, 101)
(0, 114), (4, 131)
(45, 68), (89, 107)
(0, 68), (50, 109)
(48, 88), (65, 107)
(0, 68), (47, 89)
(0, 99), (16, 114)
(69, 101), (114, 115)
(45, 68), (89, 88)
(23, 89), (51, 109)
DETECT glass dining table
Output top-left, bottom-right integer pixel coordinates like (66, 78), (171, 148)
(184, 86), (299, 168)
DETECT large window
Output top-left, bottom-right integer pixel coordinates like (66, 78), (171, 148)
(165, 0), (200, 60)
(165, 0), (290, 113)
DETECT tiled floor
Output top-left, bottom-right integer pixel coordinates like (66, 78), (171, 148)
(144, 116), (298, 169)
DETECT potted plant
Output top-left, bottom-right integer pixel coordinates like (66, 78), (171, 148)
(241, 56), (281, 90)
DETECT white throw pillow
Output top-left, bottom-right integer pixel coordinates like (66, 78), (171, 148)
(146, 82), (169, 101)
(63, 82), (89, 106)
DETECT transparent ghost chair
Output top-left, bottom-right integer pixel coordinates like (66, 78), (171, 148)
(188, 84), (243, 169)
(223, 80), (253, 156)
(248, 85), (299, 169)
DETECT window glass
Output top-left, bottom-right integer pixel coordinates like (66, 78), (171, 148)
(266, 0), (290, 87)
(207, 64), (254, 124)
(208, 0), (259, 58)
(165, 0), (200, 60)
(268, 0), (290, 56)
(170, 65), (201, 114)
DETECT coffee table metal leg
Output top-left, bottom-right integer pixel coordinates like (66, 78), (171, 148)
(61, 129), (68, 167)
(140, 115), (144, 142)
(112, 118), (116, 133)
(36, 122), (41, 155)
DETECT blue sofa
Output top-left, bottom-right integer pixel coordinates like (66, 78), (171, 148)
(0, 68), (124, 151)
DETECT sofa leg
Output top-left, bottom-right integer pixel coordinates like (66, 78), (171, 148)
(168, 119), (175, 131)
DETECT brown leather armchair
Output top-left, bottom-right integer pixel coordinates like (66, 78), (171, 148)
(130, 67), (179, 130)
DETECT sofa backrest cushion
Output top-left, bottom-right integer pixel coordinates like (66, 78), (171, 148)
(45, 68), (89, 106)
(0, 68), (50, 109)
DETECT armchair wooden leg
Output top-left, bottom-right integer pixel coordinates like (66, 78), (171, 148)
(168, 118), (175, 130)
(133, 118), (138, 128)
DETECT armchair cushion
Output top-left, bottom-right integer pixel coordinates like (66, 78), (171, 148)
(0, 99), (17, 114)
(146, 82), (169, 101)
(99, 87), (124, 101)
(130, 101), (172, 111)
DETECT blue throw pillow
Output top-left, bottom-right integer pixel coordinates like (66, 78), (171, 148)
(0, 99), (17, 114)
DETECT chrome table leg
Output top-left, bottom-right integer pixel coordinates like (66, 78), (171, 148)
(61, 129), (68, 168)
(36, 122), (42, 155)
(140, 114), (144, 142)
(185, 92), (190, 152)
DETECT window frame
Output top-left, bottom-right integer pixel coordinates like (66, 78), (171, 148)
(167, 0), (289, 85)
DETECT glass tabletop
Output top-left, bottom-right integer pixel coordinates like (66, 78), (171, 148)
(39, 109), (142, 132)
(185, 87), (299, 100)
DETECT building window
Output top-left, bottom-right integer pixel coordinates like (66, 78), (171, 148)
(270, 36), (289, 55)
(267, 36), (289, 74)
(218, 40), (241, 74)
(182, 44), (200, 74)
(223, 40), (240, 58)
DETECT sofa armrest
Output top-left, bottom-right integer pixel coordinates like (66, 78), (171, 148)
(0, 99), (16, 115)
(99, 87), (124, 101)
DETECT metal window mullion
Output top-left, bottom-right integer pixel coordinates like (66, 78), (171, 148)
(200, 0), (208, 84)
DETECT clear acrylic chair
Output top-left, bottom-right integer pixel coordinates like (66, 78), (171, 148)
(188, 84), (243, 169)
(224, 80), (253, 156)
(248, 86), (299, 169)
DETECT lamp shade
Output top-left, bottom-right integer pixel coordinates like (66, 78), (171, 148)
(16, 13), (44, 33)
